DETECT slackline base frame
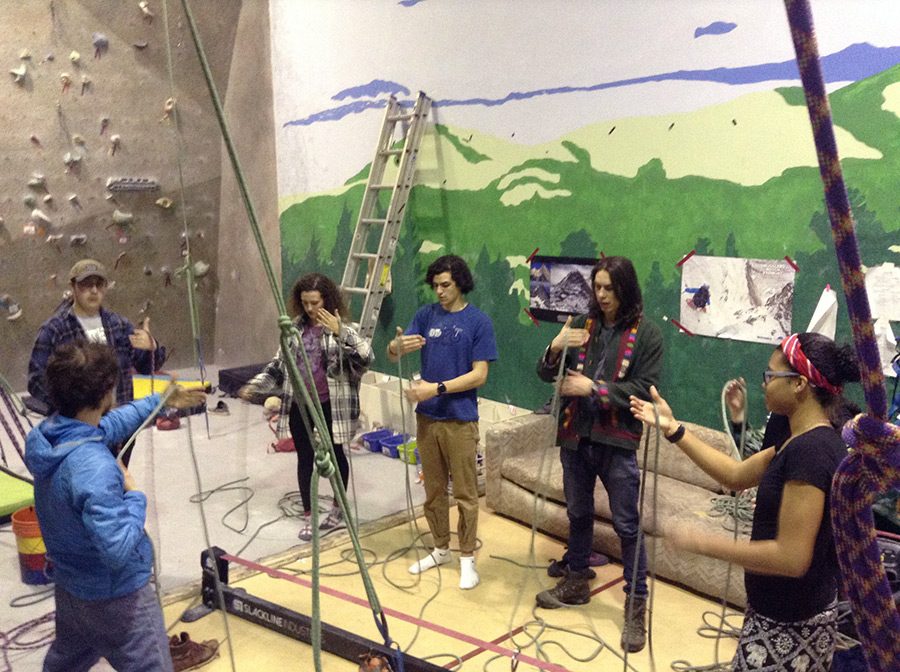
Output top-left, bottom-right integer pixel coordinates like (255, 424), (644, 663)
(198, 547), (446, 672)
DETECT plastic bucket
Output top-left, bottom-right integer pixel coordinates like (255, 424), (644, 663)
(362, 429), (392, 453)
(398, 438), (418, 464)
(12, 506), (51, 585)
(381, 434), (412, 459)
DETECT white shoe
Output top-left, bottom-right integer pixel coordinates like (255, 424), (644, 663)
(459, 556), (480, 590)
(408, 548), (451, 575)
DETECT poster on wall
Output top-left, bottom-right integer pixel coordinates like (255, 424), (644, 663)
(679, 256), (796, 344)
(529, 255), (596, 322)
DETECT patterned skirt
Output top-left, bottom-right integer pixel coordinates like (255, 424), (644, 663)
(732, 603), (837, 671)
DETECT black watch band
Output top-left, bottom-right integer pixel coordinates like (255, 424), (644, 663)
(437, 382), (447, 396)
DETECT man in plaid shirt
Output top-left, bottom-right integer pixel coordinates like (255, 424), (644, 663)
(28, 259), (167, 417)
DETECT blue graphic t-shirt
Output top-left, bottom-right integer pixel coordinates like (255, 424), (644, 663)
(405, 303), (497, 422)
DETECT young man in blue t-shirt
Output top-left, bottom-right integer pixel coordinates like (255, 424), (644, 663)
(388, 255), (498, 589)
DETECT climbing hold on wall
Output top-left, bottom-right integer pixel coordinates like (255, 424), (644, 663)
(81, 74), (91, 95)
(92, 33), (109, 58)
(31, 209), (52, 225)
(99, 116), (110, 135)
(114, 251), (128, 269)
(28, 173), (47, 189)
(69, 51), (81, 65)
(68, 193), (81, 209)
(155, 197), (174, 209)
(133, 41), (149, 50)
(161, 266), (173, 287)
(109, 134), (121, 156)
(193, 261), (210, 278)
(42, 194), (53, 205)
(41, 53), (55, 63)
(139, 1), (154, 22)
(143, 266), (153, 276)
(46, 233), (63, 244)
(72, 134), (85, 146)
(30, 134), (41, 146)
(63, 151), (81, 171)
(19, 49), (31, 60)
(161, 97), (176, 122)
(0, 295), (23, 321)
(9, 64), (26, 83)
(112, 209), (134, 225)
(69, 234), (87, 246)
(106, 176), (159, 192)
(139, 299), (152, 314)
(60, 73), (72, 93)
(23, 194), (36, 208)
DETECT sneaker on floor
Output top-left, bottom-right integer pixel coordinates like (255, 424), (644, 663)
(169, 632), (219, 672)
(459, 556), (480, 590)
(408, 547), (452, 575)
(298, 513), (312, 542)
(319, 507), (344, 533)
(547, 558), (596, 579)
(535, 570), (592, 609)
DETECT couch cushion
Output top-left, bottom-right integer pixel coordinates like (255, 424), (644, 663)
(502, 447), (734, 536)
(637, 423), (732, 493)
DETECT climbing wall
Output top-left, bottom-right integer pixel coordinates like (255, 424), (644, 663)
(0, 0), (250, 391)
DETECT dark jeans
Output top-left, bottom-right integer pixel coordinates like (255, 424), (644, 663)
(44, 582), (173, 672)
(288, 400), (349, 513)
(561, 440), (648, 597)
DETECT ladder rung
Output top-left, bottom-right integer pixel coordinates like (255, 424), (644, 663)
(360, 218), (386, 225)
(343, 287), (368, 295)
(353, 253), (378, 261)
(379, 149), (402, 157)
(387, 113), (414, 122)
(368, 184), (394, 190)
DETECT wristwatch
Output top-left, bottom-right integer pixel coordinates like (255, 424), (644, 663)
(436, 382), (447, 396)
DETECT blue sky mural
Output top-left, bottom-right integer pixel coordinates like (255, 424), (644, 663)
(286, 43), (900, 128)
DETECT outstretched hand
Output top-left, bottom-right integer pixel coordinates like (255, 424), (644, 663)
(550, 316), (589, 354)
(315, 308), (341, 335)
(724, 377), (746, 423)
(163, 383), (207, 409)
(391, 325), (426, 357)
(129, 317), (156, 351)
(629, 385), (676, 435)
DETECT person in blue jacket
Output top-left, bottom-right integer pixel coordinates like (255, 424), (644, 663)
(25, 341), (204, 672)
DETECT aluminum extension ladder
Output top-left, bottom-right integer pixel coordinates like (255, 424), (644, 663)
(340, 92), (431, 341)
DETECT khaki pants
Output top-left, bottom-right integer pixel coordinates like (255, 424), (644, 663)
(416, 413), (480, 554)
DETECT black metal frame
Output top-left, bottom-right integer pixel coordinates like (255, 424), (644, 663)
(198, 547), (446, 672)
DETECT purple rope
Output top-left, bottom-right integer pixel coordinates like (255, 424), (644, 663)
(784, 2), (900, 669)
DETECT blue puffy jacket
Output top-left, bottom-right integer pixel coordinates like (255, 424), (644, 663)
(24, 395), (160, 600)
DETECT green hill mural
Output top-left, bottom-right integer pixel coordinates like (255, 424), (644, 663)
(280, 67), (900, 429)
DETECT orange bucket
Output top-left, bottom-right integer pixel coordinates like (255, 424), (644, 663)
(11, 506), (52, 585)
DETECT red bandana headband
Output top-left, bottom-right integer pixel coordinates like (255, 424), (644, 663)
(780, 333), (842, 395)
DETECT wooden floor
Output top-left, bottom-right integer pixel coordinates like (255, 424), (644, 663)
(160, 503), (739, 672)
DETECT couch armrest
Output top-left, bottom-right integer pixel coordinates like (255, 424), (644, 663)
(485, 413), (556, 507)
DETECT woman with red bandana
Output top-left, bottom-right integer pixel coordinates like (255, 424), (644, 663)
(630, 332), (860, 672)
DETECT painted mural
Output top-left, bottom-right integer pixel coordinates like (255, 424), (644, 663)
(269, 1), (900, 427)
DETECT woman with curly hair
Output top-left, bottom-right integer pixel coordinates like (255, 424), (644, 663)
(240, 273), (373, 541)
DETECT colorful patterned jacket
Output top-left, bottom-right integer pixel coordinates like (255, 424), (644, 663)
(537, 314), (663, 450)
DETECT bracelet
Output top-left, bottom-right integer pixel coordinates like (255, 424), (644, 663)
(666, 424), (686, 443)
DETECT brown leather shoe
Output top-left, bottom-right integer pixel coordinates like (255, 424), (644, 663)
(535, 569), (592, 608)
(169, 632), (219, 671)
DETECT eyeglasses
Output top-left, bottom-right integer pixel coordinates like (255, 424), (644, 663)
(75, 277), (107, 290)
(762, 370), (801, 385)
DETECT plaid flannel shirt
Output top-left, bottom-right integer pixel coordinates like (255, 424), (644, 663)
(245, 320), (373, 445)
(28, 304), (167, 410)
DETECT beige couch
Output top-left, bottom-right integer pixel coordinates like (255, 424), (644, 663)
(485, 412), (747, 606)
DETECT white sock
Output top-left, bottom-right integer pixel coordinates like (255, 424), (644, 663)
(408, 547), (452, 575)
(459, 556), (479, 590)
